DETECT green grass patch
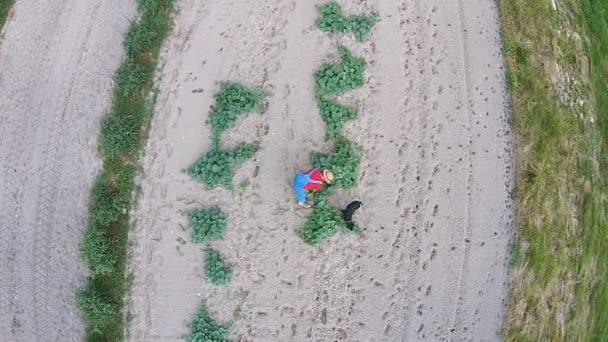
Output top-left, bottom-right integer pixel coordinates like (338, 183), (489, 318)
(500, 0), (608, 340)
(187, 303), (231, 342)
(314, 46), (366, 97)
(205, 249), (232, 286)
(187, 143), (258, 189)
(0, 0), (13, 32)
(76, 286), (120, 336)
(316, 1), (379, 41)
(185, 208), (227, 243)
(78, 0), (174, 340)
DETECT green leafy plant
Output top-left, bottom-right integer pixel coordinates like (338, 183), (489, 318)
(77, 285), (120, 335)
(311, 136), (361, 188)
(314, 46), (366, 96)
(187, 303), (231, 342)
(82, 229), (118, 277)
(297, 205), (345, 244)
(209, 82), (268, 136)
(316, 1), (379, 41)
(185, 208), (227, 243)
(205, 249), (232, 285)
(187, 144), (258, 189)
(317, 97), (358, 136)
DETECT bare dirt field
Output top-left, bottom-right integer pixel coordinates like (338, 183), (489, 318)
(0, 0), (135, 341)
(128, 0), (514, 341)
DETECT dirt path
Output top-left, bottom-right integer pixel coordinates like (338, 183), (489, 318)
(0, 1), (135, 340)
(128, 0), (514, 341)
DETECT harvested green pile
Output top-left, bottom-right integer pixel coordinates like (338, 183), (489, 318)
(187, 82), (266, 189)
(187, 304), (231, 342)
(187, 143), (258, 189)
(316, 1), (379, 41)
(185, 208), (227, 242)
(205, 249), (232, 286)
(78, 0), (174, 340)
(314, 46), (366, 96)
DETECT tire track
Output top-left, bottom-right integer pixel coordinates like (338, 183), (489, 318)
(451, 0), (475, 333)
(30, 2), (102, 338)
(400, 0), (434, 338)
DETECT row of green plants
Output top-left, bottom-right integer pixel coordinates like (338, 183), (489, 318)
(184, 207), (232, 341)
(184, 208), (233, 285)
(187, 83), (267, 189)
(77, 0), (174, 340)
(297, 3), (377, 244)
(184, 82), (267, 341)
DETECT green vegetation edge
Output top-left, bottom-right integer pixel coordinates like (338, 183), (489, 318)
(500, 0), (607, 340)
(0, 0), (14, 33)
(77, 0), (174, 340)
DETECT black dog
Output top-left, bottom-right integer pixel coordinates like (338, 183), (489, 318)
(342, 201), (363, 230)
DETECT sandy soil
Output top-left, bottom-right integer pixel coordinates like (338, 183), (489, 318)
(128, 0), (514, 341)
(0, 1), (135, 340)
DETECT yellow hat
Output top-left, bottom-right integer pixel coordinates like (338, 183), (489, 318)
(322, 170), (334, 182)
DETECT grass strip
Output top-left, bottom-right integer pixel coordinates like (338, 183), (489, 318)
(500, 0), (608, 340)
(77, 0), (174, 340)
(0, 0), (13, 32)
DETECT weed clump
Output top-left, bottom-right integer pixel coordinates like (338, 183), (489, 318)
(187, 144), (258, 189)
(316, 1), (379, 41)
(314, 46), (366, 96)
(82, 229), (118, 277)
(205, 249), (232, 286)
(311, 136), (361, 188)
(317, 97), (358, 137)
(209, 82), (268, 136)
(187, 304), (231, 342)
(77, 286), (120, 335)
(185, 208), (227, 242)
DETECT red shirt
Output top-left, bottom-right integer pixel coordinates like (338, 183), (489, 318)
(303, 168), (324, 191)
